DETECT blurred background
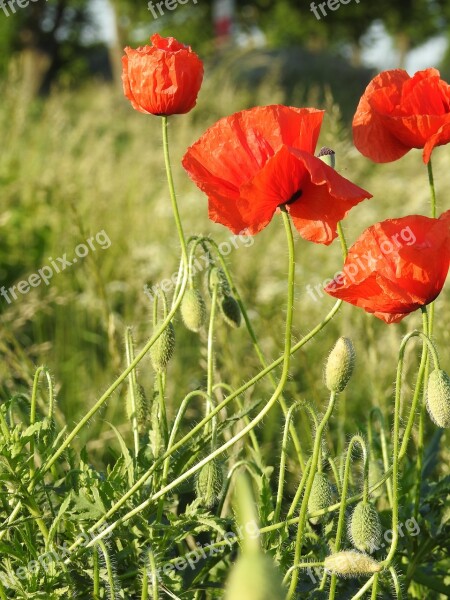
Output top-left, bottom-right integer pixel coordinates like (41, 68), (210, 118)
(1, 0), (450, 459)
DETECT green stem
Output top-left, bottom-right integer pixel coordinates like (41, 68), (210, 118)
(64, 299), (342, 559)
(125, 328), (140, 460)
(368, 408), (393, 507)
(147, 549), (159, 600)
(382, 318), (438, 568)
(93, 547), (100, 599)
(282, 562), (324, 585)
(427, 159), (437, 219)
(204, 237), (308, 471)
(156, 389), (210, 523)
(156, 373), (169, 448)
(329, 435), (368, 600)
(398, 315), (438, 461)
(390, 567), (402, 599)
(349, 576), (375, 600)
(38, 278), (188, 479)
(207, 284), (218, 447)
(161, 115), (188, 268)
(274, 403), (300, 523)
(287, 391), (338, 598)
(98, 540), (117, 600)
(76, 208), (297, 554)
(29, 366), (54, 479)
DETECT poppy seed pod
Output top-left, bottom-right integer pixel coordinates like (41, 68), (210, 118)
(308, 472), (333, 524)
(349, 501), (382, 554)
(150, 321), (175, 373)
(325, 337), (356, 393)
(426, 369), (450, 428)
(181, 289), (206, 332)
(324, 551), (382, 578)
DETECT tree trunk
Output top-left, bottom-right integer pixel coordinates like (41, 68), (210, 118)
(396, 32), (410, 70)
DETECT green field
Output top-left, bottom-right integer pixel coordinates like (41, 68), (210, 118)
(0, 58), (449, 598)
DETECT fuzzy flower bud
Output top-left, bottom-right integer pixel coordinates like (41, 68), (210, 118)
(325, 337), (356, 393)
(349, 501), (382, 554)
(426, 369), (450, 428)
(150, 321), (175, 373)
(308, 472), (333, 524)
(324, 551), (382, 578)
(181, 288), (206, 332)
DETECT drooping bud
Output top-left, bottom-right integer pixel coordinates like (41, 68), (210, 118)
(426, 369), (450, 428)
(349, 501), (382, 554)
(307, 472), (333, 525)
(150, 321), (175, 373)
(325, 337), (355, 393)
(181, 288), (206, 332)
(324, 551), (382, 578)
(220, 295), (241, 328)
(196, 459), (224, 508)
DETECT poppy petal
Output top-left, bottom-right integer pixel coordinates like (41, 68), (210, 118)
(353, 70), (411, 163)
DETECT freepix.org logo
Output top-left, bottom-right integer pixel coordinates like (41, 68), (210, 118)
(310, 0), (361, 21)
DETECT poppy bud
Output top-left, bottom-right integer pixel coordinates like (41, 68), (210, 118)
(325, 337), (355, 393)
(324, 551), (381, 578)
(181, 289), (206, 332)
(308, 472), (333, 524)
(150, 321), (175, 373)
(196, 459), (224, 508)
(426, 369), (450, 428)
(349, 501), (382, 554)
(220, 295), (241, 328)
(126, 383), (149, 434)
(122, 34), (203, 116)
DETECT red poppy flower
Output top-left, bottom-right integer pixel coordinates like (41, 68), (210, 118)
(324, 211), (450, 323)
(353, 68), (450, 164)
(182, 106), (372, 244)
(122, 34), (204, 116)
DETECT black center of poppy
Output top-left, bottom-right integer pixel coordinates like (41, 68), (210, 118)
(286, 189), (303, 205)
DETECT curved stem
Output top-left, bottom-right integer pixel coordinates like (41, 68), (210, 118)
(63, 299), (342, 559)
(383, 318), (436, 568)
(329, 435), (368, 600)
(71, 209), (297, 556)
(274, 403), (300, 523)
(390, 567), (402, 599)
(204, 236), (307, 471)
(369, 408), (393, 507)
(287, 391), (338, 598)
(29, 366), (54, 479)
